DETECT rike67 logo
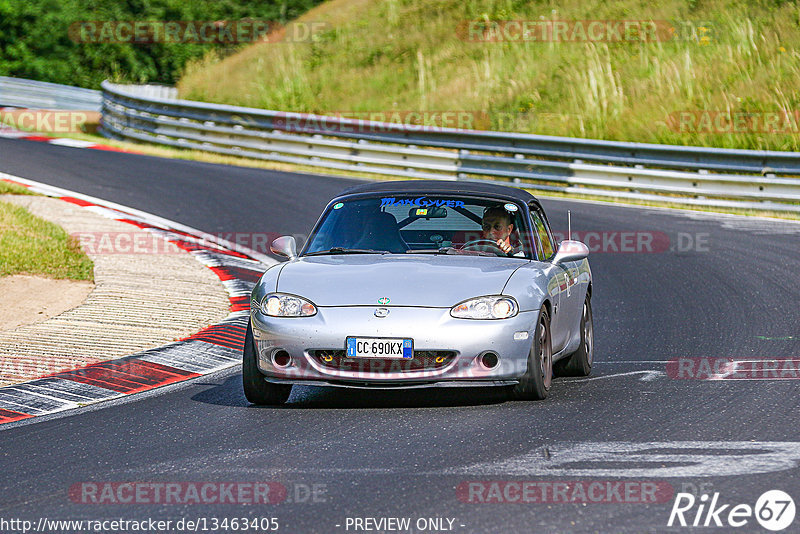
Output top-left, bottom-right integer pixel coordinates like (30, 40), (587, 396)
(668, 490), (795, 531)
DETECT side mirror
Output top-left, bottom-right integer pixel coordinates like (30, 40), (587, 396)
(552, 240), (589, 265)
(270, 236), (297, 260)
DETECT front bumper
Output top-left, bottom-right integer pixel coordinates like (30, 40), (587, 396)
(250, 306), (537, 386)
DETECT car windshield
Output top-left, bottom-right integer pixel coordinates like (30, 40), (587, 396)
(303, 194), (534, 259)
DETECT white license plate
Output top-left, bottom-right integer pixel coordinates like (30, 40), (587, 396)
(345, 337), (413, 359)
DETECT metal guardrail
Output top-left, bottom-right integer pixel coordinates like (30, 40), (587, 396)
(95, 81), (796, 213)
(0, 76), (102, 111)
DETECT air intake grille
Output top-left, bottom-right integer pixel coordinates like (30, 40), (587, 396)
(310, 350), (456, 372)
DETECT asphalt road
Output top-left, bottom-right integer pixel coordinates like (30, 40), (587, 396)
(1, 137), (800, 533)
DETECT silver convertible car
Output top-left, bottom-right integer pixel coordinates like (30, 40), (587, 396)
(243, 181), (592, 404)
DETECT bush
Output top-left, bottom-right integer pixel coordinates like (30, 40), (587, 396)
(0, 0), (324, 88)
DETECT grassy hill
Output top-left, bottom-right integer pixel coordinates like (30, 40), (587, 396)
(177, 0), (800, 151)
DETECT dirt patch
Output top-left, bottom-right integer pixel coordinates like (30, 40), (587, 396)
(0, 275), (93, 331)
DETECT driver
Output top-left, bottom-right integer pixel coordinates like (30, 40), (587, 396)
(481, 206), (515, 254)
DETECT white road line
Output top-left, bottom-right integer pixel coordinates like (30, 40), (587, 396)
(47, 138), (97, 148)
(442, 441), (800, 478)
(222, 441), (800, 479)
(561, 370), (664, 382)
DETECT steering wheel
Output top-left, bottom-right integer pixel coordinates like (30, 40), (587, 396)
(460, 238), (505, 254)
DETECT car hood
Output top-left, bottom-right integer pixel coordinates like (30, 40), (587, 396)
(276, 254), (526, 307)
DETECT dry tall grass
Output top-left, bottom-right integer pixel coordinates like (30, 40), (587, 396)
(178, 0), (800, 150)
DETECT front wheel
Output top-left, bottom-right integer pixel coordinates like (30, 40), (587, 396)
(555, 296), (593, 377)
(510, 305), (552, 400)
(242, 321), (292, 405)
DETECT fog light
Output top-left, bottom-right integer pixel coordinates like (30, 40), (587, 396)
(272, 350), (291, 368)
(480, 352), (499, 369)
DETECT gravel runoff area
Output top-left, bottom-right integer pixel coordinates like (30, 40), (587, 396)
(0, 194), (231, 387)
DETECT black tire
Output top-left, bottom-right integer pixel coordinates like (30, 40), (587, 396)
(554, 295), (593, 377)
(510, 305), (552, 400)
(242, 321), (292, 405)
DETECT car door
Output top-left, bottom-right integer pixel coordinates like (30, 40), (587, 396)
(537, 205), (586, 351)
(529, 206), (570, 354)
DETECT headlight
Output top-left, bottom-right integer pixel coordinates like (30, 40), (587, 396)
(450, 296), (518, 319)
(260, 293), (317, 317)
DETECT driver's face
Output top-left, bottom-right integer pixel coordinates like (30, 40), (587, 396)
(482, 215), (513, 242)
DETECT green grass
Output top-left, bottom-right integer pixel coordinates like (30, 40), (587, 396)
(177, 0), (800, 152)
(0, 200), (94, 281)
(0, 181), (34, 195)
